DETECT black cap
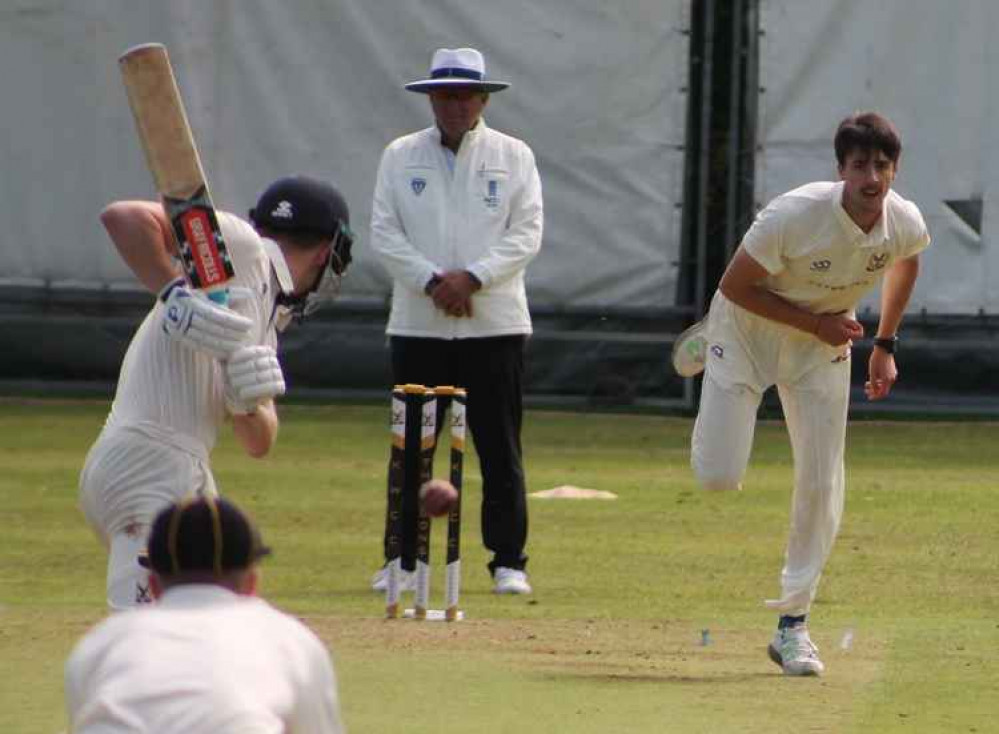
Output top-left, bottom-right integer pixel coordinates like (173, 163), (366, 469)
(139, 496), (271, 576)
(249, 175), (350, 239)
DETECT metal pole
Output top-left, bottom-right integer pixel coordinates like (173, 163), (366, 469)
(686, 0), (716, 410)
(724, 0), (745, 262)
(695, 0), (715, 322)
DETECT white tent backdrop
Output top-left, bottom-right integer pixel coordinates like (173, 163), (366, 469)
(758, 0), (999, 315)
(0, 1), (688, 310)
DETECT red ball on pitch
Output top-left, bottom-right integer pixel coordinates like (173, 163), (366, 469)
(419, 479), (459, 517)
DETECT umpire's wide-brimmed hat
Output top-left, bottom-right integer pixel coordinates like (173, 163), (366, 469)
(139, 496), (271, 576)
(405, 47), (509, 94)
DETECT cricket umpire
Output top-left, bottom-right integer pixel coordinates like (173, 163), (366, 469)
(370, 47), (543, 595)
(79, 175), (353, 609)
(65, 495), (345, 733)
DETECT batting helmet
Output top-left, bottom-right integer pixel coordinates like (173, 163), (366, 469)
(250, 175), (355, 319)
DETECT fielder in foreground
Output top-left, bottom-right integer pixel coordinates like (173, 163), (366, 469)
(79, 175), (353, 609)
(65, 495), (344, 733)
(674, 112), (929, 675)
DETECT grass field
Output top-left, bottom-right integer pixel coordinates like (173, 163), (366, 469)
(1, 398), (997, 733)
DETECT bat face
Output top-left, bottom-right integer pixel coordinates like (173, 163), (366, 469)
(118, 43), (233, 304)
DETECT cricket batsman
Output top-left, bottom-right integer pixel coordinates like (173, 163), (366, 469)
(79, 176), (353, 609)
(673, 112), (930, 675)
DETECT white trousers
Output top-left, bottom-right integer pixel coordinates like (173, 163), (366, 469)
(691, 294), (850, 616)
(79, 427), (217, 610)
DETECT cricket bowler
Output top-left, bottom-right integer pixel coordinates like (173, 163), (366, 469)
(674, 112), (930, 675)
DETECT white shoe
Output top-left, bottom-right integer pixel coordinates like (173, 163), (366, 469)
(767, 625), (825, 677)
(493, 567), (532, 595)
(371, 566), (416, 593)
(671, 319), (707, 377)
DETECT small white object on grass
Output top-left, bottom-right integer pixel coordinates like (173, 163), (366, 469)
(529, 485), (618, 500)
(840, 628), (854, 651)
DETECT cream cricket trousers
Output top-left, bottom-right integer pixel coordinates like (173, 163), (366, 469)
(691, 294), (851, 616)
(79, 425), (217, 610)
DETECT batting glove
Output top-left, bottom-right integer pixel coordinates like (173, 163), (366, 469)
(160, 279), (253, 359)
(224, 345), (286, 415)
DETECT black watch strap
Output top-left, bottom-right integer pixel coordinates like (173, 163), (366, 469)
(424, 274), (442, 295)
(873, 336), (898, 354)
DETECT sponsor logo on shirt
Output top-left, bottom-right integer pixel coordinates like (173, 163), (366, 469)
(810, 259), (832, 272)
(411, 178), (427, 196)
(484, 180), (500, 208)
(710, 344), (724, 359)
(806, 277), (875, 292)
(866, 252), (889, 272)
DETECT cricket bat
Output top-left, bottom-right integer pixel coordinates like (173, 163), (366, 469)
(118, 43), (234, 304)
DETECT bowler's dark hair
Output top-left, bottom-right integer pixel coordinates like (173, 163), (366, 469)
(834, 112), (902, 167)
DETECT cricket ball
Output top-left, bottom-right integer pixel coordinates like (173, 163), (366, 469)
(419, 479), (459, 517)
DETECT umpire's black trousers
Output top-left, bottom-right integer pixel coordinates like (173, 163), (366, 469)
(385, 334), (529, 574)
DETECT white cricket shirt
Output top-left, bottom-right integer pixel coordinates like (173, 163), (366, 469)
(742, 181), (930, 315)
(64, 585), (344, 734)
(103, 213), (284, 458)
(371, 120), (544, 338)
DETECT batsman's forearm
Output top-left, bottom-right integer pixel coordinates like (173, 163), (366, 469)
(101, 201), (182, 294)
(232, 401), (279, 458)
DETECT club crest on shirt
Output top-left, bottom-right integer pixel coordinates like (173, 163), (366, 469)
(484, 180), (500, 208)
(866, 252), (889, 272)
(810, 259), (832, 272)
(411, 178), (427, 196)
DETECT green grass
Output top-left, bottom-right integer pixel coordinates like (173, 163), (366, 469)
(1, 399), (996, 733)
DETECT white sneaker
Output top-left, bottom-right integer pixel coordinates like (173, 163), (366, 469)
(767, 625), (825, 676)
(493, 567), (532, 595)
(371, 566), (416, 593)
(671, 319), (707, 377)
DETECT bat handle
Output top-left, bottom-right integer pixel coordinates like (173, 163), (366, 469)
(206, 288), (229, 306)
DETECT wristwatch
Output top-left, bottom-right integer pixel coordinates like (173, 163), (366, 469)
(873, 336), (898, 354)
(424, 274), (442, 295)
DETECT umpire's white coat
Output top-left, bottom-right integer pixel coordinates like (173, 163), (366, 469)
(371, 120), (543, 339)
(692, 181), (930, 614)
(79, 214), (291, 609)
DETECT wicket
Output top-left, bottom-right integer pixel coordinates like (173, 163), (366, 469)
(385, 384), (466, 621)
